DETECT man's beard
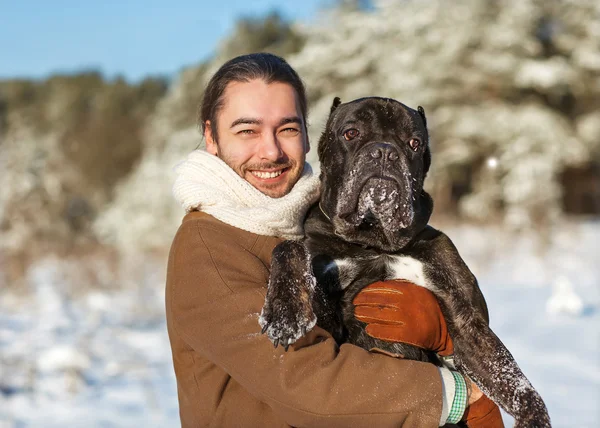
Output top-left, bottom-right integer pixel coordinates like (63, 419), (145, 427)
(243, 160), (294, 173)
(219, 154), (302, 198)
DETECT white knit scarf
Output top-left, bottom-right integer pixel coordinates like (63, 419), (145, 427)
(172, 150), (321, 239)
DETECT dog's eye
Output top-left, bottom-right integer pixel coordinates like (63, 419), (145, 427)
(409, 138), (421, 151)
(343, 129), (360, 141)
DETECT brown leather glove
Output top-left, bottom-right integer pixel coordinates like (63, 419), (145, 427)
(352, 279), (454, 356)
(463, 394), (504, 427)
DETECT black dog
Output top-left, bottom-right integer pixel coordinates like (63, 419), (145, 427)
(259, 97), (551, 427)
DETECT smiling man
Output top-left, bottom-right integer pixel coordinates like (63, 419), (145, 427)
(166, 53), (502, 427)
(204, 78), (307, 198)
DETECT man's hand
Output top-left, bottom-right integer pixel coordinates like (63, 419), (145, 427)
(354, 281), (504, 427)
(352, 279), (454, 356)
(468, 379), (483, 405)
(464, 379), (504, 427)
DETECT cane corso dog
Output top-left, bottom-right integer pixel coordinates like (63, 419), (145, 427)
(259, 97), (551, 427)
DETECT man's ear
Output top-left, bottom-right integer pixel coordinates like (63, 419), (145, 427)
(204, 121), (218, 155)
(417, 106), (427, 128)
(330, 97), (342, 114)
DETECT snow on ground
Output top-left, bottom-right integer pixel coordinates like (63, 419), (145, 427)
(0, 256), (179, 427)
(1, 220), (598, 427)
(444, 219), (600, 427)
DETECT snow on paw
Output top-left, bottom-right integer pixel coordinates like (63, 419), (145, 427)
(259, 298), (316, 351)
(513, 390), (551, 428)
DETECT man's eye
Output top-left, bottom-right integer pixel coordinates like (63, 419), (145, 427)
(282, 127), (300, 135)
(238, 129), (255, 135)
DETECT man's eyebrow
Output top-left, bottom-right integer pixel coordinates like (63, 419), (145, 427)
(230, 117), (262, 128)
(278, 116), (303, 126)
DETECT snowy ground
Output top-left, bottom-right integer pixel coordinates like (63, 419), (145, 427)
(444, 220), (600, 427)
(1, 219), (598, 427)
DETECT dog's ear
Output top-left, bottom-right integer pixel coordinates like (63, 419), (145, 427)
(418, 106), (431, 177)
(423, 147), (431, 177)
(417, 106), (427, 128)
(318, 98), (343, 164)
(330, 97), (342, 114)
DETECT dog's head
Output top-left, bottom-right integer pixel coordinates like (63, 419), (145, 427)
(317, 97), (433, 252)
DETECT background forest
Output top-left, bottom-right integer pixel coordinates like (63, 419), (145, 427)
(1, 0), (599, 426)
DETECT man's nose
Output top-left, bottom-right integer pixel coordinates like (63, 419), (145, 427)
(258, 133), (283, 160)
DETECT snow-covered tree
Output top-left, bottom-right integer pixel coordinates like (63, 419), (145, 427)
(3, 0), (599, 257)
(291, 0), (599, 227)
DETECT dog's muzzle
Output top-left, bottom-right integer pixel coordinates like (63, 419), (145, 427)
(334, 141), (416, 232)
(356, 177), (414, 227)
(357, 178), (399, 216)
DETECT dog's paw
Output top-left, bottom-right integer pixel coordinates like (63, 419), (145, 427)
(513, 390), (551, 428)
(514, 416), (551, 428)
(258, 296), (317, 351)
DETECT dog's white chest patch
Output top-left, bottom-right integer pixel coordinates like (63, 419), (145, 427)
(386, 255), (431, 289)
(321, 258), (358, 290)
(323, 258), (351, 274)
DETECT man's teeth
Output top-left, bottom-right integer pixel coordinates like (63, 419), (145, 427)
(251, 170), (283, 179)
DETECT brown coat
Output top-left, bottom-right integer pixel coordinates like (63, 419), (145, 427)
(166, 211), (444, 427)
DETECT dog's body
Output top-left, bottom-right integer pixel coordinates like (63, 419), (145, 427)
(259, 97), (551, 427)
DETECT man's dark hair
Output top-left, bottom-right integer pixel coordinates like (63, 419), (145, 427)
(199, 52), (308, 142)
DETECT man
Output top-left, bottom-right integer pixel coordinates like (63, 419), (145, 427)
(167, 53), (502, 427)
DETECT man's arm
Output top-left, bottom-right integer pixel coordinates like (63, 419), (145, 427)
(166, 220), (445, 428)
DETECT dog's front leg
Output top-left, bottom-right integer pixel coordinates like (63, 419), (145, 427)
(259, 240), (317, 350)
(449, 317), (551, 428)
(412, 231), (551, 426)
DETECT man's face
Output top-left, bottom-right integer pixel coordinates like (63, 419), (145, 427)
(205, 79), (309, 198)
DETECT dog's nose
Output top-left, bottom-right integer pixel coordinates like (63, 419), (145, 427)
(370, 143), (399, 161)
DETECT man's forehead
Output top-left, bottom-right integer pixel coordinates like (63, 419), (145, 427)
(219, 79), (304, 125)
(222, 80), (300, 105)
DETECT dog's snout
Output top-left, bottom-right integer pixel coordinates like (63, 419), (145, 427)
(369, 143), (399, 162)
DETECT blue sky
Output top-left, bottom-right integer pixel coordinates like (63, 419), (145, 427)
(0, 0), (324, 82)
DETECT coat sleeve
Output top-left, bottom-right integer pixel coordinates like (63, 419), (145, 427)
(166, 220), (444, 428)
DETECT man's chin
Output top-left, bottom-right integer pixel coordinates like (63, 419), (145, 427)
(254, 182), (294, 198)
(245, 170), (302, 198)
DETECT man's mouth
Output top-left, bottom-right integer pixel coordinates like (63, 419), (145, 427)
(248, 166), (291, 181)
(250, 169), (284, 179)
